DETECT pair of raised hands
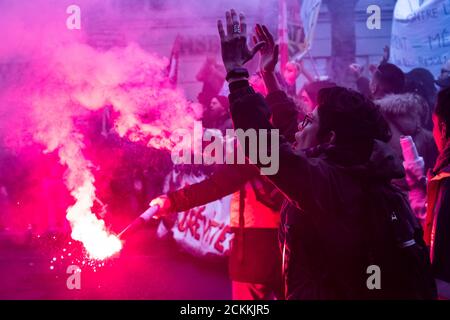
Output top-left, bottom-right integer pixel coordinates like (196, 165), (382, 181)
(217, 9), (279, 75)
(147, 11), (278, 220)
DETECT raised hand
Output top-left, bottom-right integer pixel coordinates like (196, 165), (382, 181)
(349, 63), (364, 78)
(217, 9), (265, 73)
(254, 24), (279, 73)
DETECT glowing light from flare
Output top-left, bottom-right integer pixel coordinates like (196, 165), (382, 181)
(66, 180), (122, 260)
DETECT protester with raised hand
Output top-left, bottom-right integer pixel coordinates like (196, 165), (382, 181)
(218, 9), (436, 300)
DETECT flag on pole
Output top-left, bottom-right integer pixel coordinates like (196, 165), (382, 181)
(278, 0), (289, 74)
(167, 35), (181, 88)
(301, 0), (322, 52)
(293, 0), (322, 62)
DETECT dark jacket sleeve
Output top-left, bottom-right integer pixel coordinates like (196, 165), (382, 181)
(266, 90), (303, 143)
(433, 179), (450, 283)
(167, 164), (258, 212)
(228, 80), (330, 210)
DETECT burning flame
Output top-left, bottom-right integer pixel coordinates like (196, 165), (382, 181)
(58, 135), (123, 260)
(67, 181), (122, 260)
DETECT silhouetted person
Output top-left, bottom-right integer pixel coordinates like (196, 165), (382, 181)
(426, 87), (450, 299)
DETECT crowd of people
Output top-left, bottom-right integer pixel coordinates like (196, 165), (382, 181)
(152, 10), (450, 300)
(2, 7), (450, 301)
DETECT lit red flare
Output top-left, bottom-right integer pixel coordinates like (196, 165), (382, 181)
(66, 180), (122, 260)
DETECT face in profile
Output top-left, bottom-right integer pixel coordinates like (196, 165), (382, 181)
(209, 97), (223, 113)
(295, 108), (320, 151)
(299, 89), (314, 114)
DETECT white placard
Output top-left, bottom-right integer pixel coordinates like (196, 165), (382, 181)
(390, 0), (450, 76)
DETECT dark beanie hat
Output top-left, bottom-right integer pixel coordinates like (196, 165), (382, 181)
(376, 63), (405, 94)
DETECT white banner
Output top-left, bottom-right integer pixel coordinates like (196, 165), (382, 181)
(390, 0), (450, 76)
(157, 168), (233, 258)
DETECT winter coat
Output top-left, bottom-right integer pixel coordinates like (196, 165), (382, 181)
(166, 92), (299, 285)
(229, 80), (413, 299)
(376, 93), (438, 173)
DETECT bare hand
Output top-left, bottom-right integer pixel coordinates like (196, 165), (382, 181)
(149, 195), (173, 219)
(217, 9), (265, 73)
(254, 24), (279, 73)
(349, 63), (364, 78)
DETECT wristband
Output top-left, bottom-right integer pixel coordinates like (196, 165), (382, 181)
(226, 68), (249, 82)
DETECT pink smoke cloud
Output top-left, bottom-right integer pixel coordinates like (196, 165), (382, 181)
(0, 0), (199, 259)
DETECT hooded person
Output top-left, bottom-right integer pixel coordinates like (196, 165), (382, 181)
(215, 11), (436, 299)
(228, 80), (436, 299)
(376, 93), (438, 175)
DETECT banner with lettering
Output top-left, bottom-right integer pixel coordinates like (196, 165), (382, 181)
(157, 167), (233, 259)
(390, 0), (450, 76)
